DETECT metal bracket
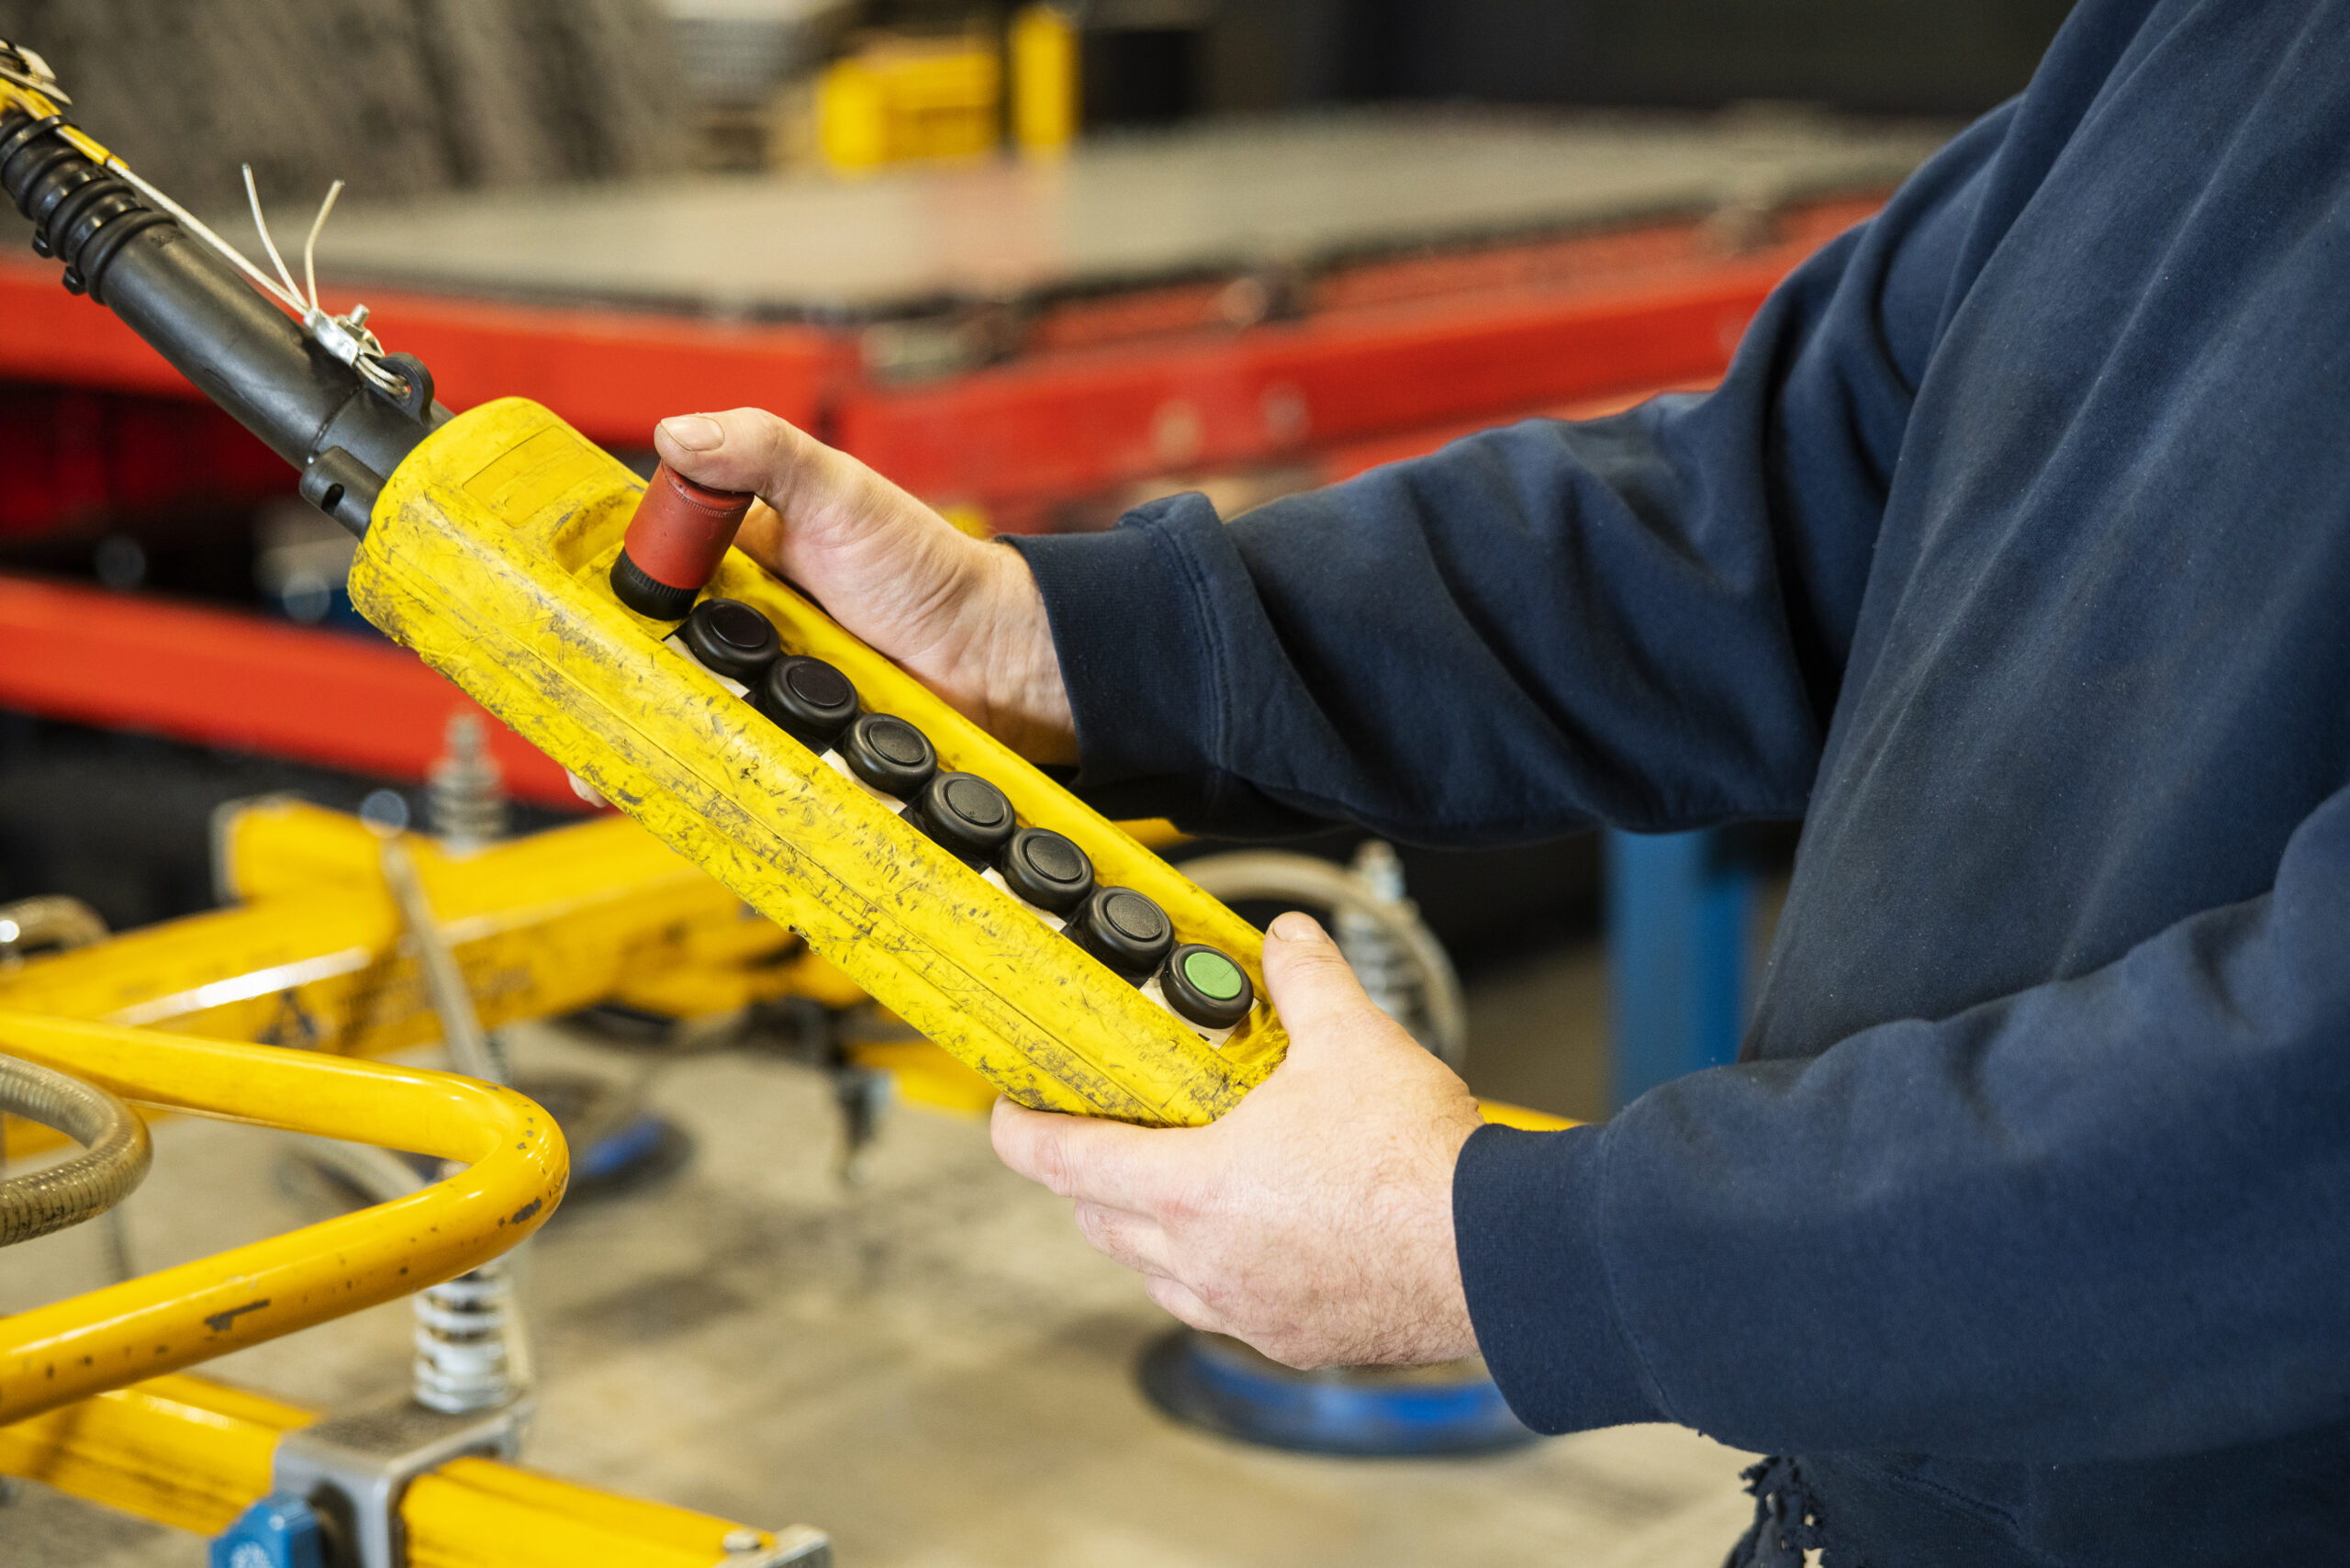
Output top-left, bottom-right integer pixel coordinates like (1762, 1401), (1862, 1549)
(271, 1396), (525, 1568)
(725, 1525), (834, 1567)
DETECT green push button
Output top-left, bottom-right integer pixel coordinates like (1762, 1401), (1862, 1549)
(1181, 948), (1247, 1002)
(1161, 943), (1255, 1031)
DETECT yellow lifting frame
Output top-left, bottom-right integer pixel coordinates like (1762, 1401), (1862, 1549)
(0, 1013), (566, 1425)
(0, 822), (844, 1558)
(0, 1373), (820, 1567)
(0, 797), (989, 1165)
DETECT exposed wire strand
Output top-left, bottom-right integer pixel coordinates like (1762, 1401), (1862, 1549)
(107, 159), (305, 314)
(301, 179), (344, 314)
(242, 163), (305, 309)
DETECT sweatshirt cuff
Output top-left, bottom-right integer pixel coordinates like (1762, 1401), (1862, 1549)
(1455, 1123), (1664, 1434)
(1002, 494), (1226, 788)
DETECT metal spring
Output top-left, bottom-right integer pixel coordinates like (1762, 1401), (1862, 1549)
(1333, 840), (1434, 1048)
(428, 711), (509, 856)
(412, 1260), (528, 1414)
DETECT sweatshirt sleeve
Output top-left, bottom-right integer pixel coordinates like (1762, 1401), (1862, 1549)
(1456, 778), (2350, 1463)
(1006, 106), (2012, 844)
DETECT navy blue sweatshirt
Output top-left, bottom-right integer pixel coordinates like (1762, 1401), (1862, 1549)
(1009, 1), (2350, 1562)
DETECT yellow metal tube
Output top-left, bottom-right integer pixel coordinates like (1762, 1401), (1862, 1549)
(0, 804), (797, 1057)
(0, 1375), (307, 1535)
(405, 1458), (822, 1568)
(0, 1015), (565, 1424)
(0, 1372), (814, 1564)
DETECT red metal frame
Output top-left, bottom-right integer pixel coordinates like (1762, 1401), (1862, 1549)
(0, 196), (1875, 786)
(831, 196), (1875, 520)
(835, 263), (1776, 515)
(0, 384), (289, 538)
(0, 261), (838, 449)
(0, 574), (578, 806)
(0, 374), (1720, 796)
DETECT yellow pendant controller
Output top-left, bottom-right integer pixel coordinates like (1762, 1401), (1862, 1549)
(349, 398), (1286, 1126)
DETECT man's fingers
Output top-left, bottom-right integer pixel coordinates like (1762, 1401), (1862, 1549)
(1072, 1201), (1174, 1277)
(990, 1097), (1193, 1213)
(651, 407), (806, 500)
(1260, 911), (1386, 1050)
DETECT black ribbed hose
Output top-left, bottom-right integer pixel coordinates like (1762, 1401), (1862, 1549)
(0, 1052), (151, 1247)
(0, 105), (445, 535)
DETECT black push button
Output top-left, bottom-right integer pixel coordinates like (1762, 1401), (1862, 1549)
(1069, 887), (1174, 979)
(840, 713), (936, 799)
(905, 772), (1015, 866)
(1159, 944), (1255, 1030)
(997, 828), (1094, 914)
(755, 655), (860, 750)
(680, 598), (780, 682)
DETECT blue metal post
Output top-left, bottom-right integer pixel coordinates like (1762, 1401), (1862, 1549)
(1605, 828), (1755, 1110)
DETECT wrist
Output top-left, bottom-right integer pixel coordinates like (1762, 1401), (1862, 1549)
(1421, 1103), (1486, 1361)
(965, 541), (1076, 765)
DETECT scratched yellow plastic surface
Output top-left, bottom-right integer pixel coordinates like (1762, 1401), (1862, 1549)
(350, 398), (1286, 1126)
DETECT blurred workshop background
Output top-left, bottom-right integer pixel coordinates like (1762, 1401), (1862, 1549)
(0, 6), (2066, 1567)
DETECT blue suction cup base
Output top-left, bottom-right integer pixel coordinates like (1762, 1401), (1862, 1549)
(1137, 1327), (1539, 1457)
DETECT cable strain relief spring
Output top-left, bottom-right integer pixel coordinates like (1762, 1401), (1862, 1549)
(0, 110), (162, 300)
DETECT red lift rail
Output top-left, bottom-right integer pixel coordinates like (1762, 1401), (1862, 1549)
(836, 259), (1781, 514)
(0, 196), (1877, 782)
(0, 575), (577, 806)
(0, 262), (838, 449)
(0, 378), (1708, 798)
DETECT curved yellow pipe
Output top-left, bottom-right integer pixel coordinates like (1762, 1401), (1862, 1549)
(0, 1014), (565, 1425)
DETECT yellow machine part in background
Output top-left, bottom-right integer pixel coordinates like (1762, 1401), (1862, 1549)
(0, 1372), (823, 1567)
(1011, 4), (1080, 156)
(0, 798), (998, 1158)
(819, 35), (1002, 172)
(2, 803), (798, 1054)
(0, 805), (850, 1555)
(349, 398), (1289, 1128)
(817, 5), (1078, 172)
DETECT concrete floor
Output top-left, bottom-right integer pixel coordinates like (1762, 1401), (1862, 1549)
(0, 938), (1760, 1568)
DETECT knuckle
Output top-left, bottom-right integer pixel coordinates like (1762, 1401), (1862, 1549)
(1184, 1271), (1234, 1316)
(991, 1105), (1069, 1193)
(1153, 1182), (1203, 1227)
(1151, 1280), (1220, 1334)
(1032, 1131), (1073, 1195)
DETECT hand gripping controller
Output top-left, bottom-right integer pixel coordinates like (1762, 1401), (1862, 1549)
(351, 398), (1285, 1126)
